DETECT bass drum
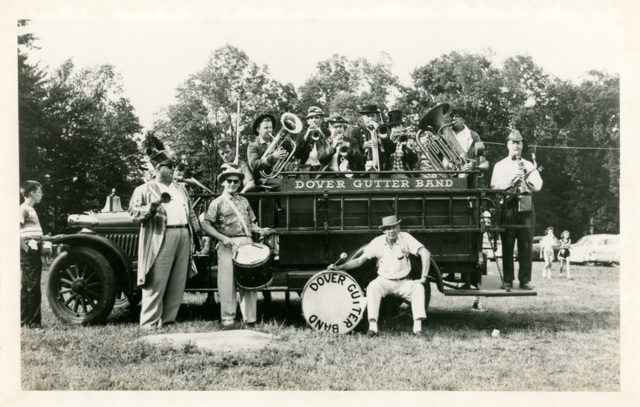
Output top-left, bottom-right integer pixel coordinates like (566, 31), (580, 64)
(233, 243), (273, 289)
(301, 270), (367, 334)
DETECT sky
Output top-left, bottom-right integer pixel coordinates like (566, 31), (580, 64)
(20, 6), (623, 130)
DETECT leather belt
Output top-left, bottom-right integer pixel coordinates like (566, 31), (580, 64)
(385, 277), (409, 282)
(166, 224), (188, 228)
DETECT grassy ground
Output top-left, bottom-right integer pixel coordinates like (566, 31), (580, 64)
(21, 261), (619, 391)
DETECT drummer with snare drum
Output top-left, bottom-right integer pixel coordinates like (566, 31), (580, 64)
(201, 165), (271, 329)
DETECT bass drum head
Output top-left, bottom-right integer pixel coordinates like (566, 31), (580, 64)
(301, 270), (367, 334)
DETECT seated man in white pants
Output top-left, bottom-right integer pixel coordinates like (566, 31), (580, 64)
(328, 215), (430, 336)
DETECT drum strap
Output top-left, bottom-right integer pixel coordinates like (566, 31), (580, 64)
(222, 195), (251, 237)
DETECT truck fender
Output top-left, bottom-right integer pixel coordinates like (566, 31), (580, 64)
(52, 233), (134, 293)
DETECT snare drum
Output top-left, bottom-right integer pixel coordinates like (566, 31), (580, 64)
(233, 243), (273, 289)
(301, 270), (367, 334)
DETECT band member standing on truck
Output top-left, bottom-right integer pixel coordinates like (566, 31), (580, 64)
(201, 166), (271, 328)
(449, 107), (489, 178)
(329, 215), (430, 337)
(295, 106), (334, 174)
(324, 113), (364, 177)
(128, 134), (200, 330)
(247, 113), (289, 191)
(388, 110), (418, 178)
(490, 129), (543, 290)
(349, 104), (396, 173)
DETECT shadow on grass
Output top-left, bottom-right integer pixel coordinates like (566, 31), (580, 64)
(425, 308), (619, 334)
(106, 294), (310, 329)
(106, 294), (617, 337)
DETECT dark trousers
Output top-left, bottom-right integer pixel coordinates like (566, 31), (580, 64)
(21, 248), (42, 326)
(500, 200), (535, 285)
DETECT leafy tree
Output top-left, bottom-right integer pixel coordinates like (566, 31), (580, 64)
(298, 53), (403, 116)
(154, 45), (299, 190)
(19, 21), (143, 231)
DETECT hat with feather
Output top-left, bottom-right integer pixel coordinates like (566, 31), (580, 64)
(145, 131), (176, 168)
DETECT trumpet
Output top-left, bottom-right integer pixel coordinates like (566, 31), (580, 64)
(260, 112), (303, 179)
(306, 126), (326, 141)
(338, 142), (350, 156)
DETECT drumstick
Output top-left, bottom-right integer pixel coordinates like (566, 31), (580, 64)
(331, 253), (348, 268)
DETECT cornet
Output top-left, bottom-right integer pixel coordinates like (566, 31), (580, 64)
(260, 112), (303, 179)
(306, 126), (326, 141)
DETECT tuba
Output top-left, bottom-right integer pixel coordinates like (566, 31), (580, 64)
(415, 103), (472, 173)
(260, 112), (303, 179)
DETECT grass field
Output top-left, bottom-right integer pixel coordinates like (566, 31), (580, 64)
(20, 261), (619, 391)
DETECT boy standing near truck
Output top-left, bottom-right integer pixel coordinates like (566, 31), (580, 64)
(20, 180), (50, 327)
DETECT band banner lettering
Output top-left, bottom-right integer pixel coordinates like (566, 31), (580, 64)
(282, 177), (466, 192)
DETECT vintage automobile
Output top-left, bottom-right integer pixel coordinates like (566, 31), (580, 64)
(569, 234), (620, 266)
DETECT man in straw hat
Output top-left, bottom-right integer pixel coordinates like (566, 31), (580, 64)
(490, 129), (543, 290)
(128, 132), (200, 329)
(329, 215), (431, 337)
(201, 165), (272, 329)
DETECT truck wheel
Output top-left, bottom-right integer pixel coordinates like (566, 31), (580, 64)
(47, 247), (117, 325)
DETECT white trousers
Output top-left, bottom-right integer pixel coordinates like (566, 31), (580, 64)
(217, 237), (258, 325)
(366, 277), (427, 321)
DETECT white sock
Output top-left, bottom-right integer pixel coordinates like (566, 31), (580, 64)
(369, 320), (378, 332)
(413, 319), (422, 333)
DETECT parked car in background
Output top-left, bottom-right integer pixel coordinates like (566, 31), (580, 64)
(570, 234), (620, 266)
(531, 236), (561, 261)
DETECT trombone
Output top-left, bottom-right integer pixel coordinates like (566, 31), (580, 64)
(365, 122), (391, 172)
(260, 112), (303, 179)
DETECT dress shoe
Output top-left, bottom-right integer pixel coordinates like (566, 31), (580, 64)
(221, 323), (237, 331)
(367, 330), (378, 337)
(500, 282), (512, 289)
(519, 282), (535, 290)
(244, 321), (256, 329)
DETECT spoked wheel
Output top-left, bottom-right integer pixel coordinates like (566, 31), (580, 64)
(47, 247), (117, 325)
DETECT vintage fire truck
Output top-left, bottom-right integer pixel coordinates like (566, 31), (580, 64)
(46, 168), (536, 328)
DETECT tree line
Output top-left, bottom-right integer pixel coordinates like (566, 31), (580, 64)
(19, 22), (619, 238)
